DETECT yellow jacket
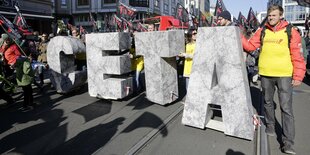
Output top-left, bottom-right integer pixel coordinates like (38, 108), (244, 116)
(130, 48), (144, 71)
(259, 29), (293, 77)
(183, 42), (196, 77)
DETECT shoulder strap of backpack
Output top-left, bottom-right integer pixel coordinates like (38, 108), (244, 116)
(285, 24), (293, 49)
(260, 26), (266, 47)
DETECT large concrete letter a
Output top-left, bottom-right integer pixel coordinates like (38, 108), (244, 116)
(182, 27), (254, 140)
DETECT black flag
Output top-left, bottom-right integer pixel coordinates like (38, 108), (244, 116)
(237, 12), (248, 31)
(247, 7), (259, 31)
(175, 3), (189, 23)
(118, 2), (137, 20)
(214, 0), (227, 17)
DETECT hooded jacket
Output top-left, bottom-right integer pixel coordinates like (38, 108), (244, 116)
(242, 20), (306, 81)
(0, 43), (21, 65)
(15, 56), (34, 86)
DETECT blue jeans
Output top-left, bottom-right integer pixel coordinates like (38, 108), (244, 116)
(184, 77), (189, 92)
(261, 76), (295, 146)
(133, 70), (144, 93)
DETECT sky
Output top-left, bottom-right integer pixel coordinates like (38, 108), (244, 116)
(211, 0), (269, 18)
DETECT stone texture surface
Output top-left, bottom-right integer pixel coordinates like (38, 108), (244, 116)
(47, 36), (87, 93)
(181, 27), (254, 140)
(135, 30), (184, 57)
(97, 77), (133, 99)
(86, 32), (131, 51)
(86, 33), (133, 99)
(101, 56), (131, 75)
(49, 70), (87, 93)
(135, 30), (185, 105)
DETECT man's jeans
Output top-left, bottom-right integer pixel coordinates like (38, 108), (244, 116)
(261, 76), (295, 146)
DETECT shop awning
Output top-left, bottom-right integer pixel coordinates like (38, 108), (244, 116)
(0, 11), (54, 19)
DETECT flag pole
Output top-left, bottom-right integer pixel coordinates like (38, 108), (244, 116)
(0, 23), (27, 56)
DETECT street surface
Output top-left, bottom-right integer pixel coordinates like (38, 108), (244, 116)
(1, 77), (310, 155)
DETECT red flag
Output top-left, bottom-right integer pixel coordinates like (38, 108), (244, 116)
(175, 3), (189, 23)
(13, 5), (29, 30)
(118, 2), (136, 20)
(247, 7), (259, 31)
(0, 14), (23, 42)
(214, 0), (227, 17)
(121, 17), (133, 30)
(89, 12), (98, 32)
(136, 22), (148, 32)
(79, 25), (87, 35)
(114, 14), (123, 31)
(237, 12), (248, 30)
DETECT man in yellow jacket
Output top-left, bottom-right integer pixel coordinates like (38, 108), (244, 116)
(242, 5), (306, 154)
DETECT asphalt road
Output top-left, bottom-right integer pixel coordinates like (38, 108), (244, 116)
(1, 77), (309, 155)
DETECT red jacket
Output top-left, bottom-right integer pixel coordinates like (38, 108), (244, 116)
(0, 44), (21, 65)
(242, 20), (306, 81)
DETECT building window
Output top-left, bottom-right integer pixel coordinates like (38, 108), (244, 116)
(171, 7), (175, 15)
(104, 0), (116, 4)
(129, 0), (149, 7)
(285, 0), (294, 3)
(155, 0), (159, 7)
(285, 5), (306, 22)
(61, 0), (66, 5)
(77, 14), (90, 22)
(78, 0), (89, 6)
(164, 3), (168, 11)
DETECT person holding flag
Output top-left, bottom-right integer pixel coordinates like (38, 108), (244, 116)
(0, 33), (35, 111)
(0, 33), (21, 77)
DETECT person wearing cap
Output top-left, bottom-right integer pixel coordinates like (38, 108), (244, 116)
(217, 10), (235, 26)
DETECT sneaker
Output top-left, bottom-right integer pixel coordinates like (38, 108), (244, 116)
(265, 125), (276, 136)
(282, 145), (296, 154)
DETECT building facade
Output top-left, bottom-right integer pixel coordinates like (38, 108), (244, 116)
(268, 0), (309, 28)
(54, 0), (184, 32)
(184, 0), (210, 17)
(0, 0), (53, 34)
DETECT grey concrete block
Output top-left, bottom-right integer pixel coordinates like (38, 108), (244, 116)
(86, 33), (133, 99)
(181, 26), (254, 140)
(95, 77), (133, 99)
(101, 56), (131, 75)
(135, 30), (185, 105)
(86, 32), (131, 51)
(47, 36), (87, 93)
(135, 30), (185, 57)
(49, 70), (87, 93)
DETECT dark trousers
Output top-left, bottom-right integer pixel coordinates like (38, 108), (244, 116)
(261, 76), (295, 146)
(0, 87), (13, 104)
(22, 84), (33, 107)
